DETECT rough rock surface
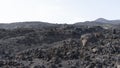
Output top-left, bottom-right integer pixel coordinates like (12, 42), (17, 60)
(0, 25), (119, 68)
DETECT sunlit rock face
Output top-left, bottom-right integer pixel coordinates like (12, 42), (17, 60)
(80, 33), (93, 47)
(80, 32), (103, 47)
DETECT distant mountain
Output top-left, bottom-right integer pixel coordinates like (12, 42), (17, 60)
(0, 18), (120, 29)
(95, 18), (110, 23)
(74, 18), (120, 29)
(95, 18), (120, 24)
(0, 21), (56, 29)
(74, 21), (104, 26)
(75, 18), (120, 25)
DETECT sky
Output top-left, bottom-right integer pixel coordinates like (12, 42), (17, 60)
(0, 0), (120, 24)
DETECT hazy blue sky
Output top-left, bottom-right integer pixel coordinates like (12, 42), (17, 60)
(0, 0), (120, 24)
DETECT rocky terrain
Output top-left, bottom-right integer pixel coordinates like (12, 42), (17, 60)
(0, 19), (120, 68)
